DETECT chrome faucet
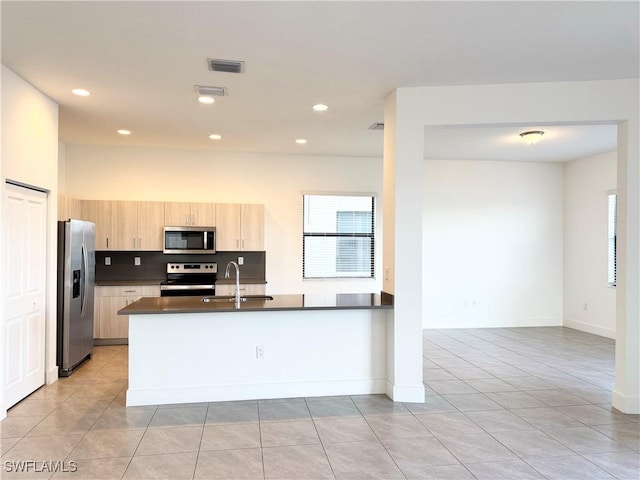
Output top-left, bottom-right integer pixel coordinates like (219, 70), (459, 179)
(224, 261), (241, 307)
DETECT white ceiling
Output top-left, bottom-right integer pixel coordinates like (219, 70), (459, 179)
(2, 1), (637, 161)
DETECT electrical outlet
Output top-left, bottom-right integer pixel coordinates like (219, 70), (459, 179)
(256, 345), (264, 359)
(238, 256), (244, 265)
(105, 257), (111, 266)
(134, 256), (141, 266)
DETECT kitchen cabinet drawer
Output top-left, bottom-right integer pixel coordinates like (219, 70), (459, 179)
(216, 283), (266, 296)
(97, 285), (157, 297)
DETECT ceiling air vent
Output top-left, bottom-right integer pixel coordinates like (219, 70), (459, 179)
(195, 85), (227, 97)
(369, 122), (384, 130)
(208, 58), (245, 74)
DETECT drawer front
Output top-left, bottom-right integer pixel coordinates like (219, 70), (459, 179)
(97, 285), (159, 297)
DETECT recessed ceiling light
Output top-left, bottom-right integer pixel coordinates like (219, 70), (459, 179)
(295, 139), (307, 145)
(198, 96), (215, 104)
(209, 134), (222, 140)
(72, 88), (91, 97)
(312, 104), (328, 112)
(117, 129), (131, 135)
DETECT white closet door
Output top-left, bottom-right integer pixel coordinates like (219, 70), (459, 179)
(4, 183), (47, 409)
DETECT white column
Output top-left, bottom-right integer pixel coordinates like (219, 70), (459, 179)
(614, 120), (640, 414)
(382, 91), (426, 402)
(383, 79), (639, 413)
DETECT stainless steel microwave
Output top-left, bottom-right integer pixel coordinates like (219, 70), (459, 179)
(163, 226), (216, 254)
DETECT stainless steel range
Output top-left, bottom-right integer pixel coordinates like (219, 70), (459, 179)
(160, 262), (218, 297)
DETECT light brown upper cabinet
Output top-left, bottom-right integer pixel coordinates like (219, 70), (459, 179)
(58, 194), (82, 221)
(81, 200), (113, 250)
(164, 202), (216, 227)
(216, 203), (264, 251)
(136, 201), (165, 250)
(113, 201), (165, 250)
(81, 200), (164, 250)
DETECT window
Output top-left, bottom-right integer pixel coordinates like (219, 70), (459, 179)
(608, 192), (617, 287)
(303, 194), (375, 278)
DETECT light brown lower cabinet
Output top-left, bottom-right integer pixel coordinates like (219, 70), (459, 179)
(215, 283), (266, 296)
(94, 285), (160, 343)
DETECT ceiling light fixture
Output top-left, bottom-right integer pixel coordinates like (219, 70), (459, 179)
(117, 129), (131, 135)
(519, 130), (545, 145)
(72, 88), (91, 97)
(209, 134), (222, 140)
(312, 104), (328, 112)
(295, 139), (307, 145)
(198, 96), (215, 104)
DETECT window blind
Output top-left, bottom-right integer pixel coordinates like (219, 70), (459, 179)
(607, 192), (617, 287)
(303, 194), (375, 278)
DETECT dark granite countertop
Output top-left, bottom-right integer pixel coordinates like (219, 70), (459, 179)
(119, 293), (393, 315)
(96, 278), (266, 286)
(96, 279), (164, 286)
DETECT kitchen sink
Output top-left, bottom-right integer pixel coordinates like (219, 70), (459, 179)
(201, 295), (274, 303)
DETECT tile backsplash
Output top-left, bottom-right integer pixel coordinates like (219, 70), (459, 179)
(95, 251), (266, 283)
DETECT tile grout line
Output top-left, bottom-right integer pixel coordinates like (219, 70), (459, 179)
(256, 399), (266, 480)
(304, 397), (338, 480)
(190, 402), (209, 480)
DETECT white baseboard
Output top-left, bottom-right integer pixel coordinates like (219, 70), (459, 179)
(423, 317), (562, 330)
(45, 366), (59, 385)
(563, 320), (616, 339)
(390, 383), (426, 403)
(612, 390), (640, 414)
(127, 379), (388, 407)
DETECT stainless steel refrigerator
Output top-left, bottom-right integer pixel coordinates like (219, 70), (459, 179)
(57, 219), (95, 376)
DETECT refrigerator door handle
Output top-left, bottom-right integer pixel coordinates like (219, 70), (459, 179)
(81, 243), (88, 316)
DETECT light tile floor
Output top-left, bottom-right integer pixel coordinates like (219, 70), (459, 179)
(1, 327), (638, 479)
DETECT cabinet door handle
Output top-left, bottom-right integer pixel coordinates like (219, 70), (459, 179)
(242, 239), (245, 249)
(133, 238), (136, 248)
(186, 214), (190, 225)
(106, 237), (109, 248)
(124, 290), (136, 293)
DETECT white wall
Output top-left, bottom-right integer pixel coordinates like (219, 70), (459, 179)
(423, 159), (564, 329)
(58, 142), (67, 193)
(1, 66), (60, 419)
(62, 144), (383, 295)
(563, 151), (617, 338)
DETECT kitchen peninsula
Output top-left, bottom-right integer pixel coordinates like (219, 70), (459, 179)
(119, 294), (393, 406)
